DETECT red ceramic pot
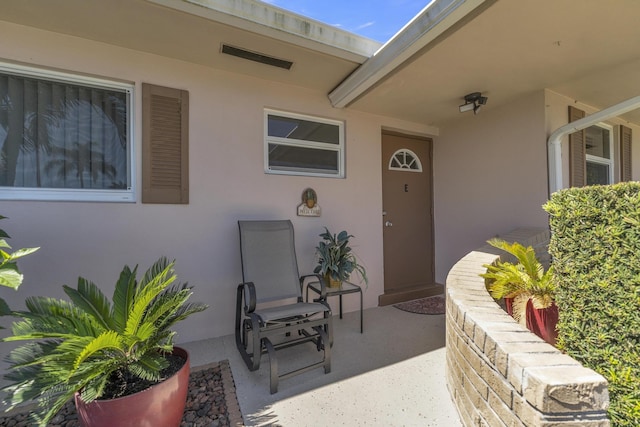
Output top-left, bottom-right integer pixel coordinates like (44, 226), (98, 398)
(525, 300), (559, 346)
(75, 347), (190, 427)
(503, 297), (514, 316)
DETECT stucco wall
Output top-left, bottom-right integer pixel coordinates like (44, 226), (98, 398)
(432, 90), (640, 285)
(0, 21), (435, 348)
(544, 89), (640, 188)
(432, 91), (550, 284)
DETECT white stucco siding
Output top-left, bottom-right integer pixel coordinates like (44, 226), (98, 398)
(433, 91), (550, 284)
(0, 21), (433, 348)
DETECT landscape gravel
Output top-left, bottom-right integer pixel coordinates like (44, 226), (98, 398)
(0, 361), (241, 427)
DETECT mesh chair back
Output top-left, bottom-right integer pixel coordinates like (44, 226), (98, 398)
(238, 220), (302, 303)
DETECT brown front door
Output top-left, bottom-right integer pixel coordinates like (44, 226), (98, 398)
(379, 131), (440, 305)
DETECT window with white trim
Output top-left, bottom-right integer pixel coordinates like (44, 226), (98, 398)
(265, 109), (344, 178)
(0, 62), (134, 202)
(585, 123), (613, 185)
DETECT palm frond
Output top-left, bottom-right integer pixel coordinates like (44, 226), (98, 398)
(63, 278), (113, 330)
(8, 298), (100, 339)
(73, 331), (124, 370)
(487, 238), (543, 280)
(146, 285), (207, 334)
(167, 301), (209, 325)
(143, 283), (190, 325)
(6, 320), (90, 342)
(2, 257), (207, 426)
(139, 257), (171, 291)
(483, 238), (555, 307)
(128, 352), (168, 381)
(481, 261), (527, 299)
(35, 385), (82, 427)
(132, 321), (157, 343)
(78, 370), (111, 403)
(111, 264), (137, 332)
(124, 263), (175, 338)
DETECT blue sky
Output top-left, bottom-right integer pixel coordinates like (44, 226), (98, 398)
(260, 1), (431, 43)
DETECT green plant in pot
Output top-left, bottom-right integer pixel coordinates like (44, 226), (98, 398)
(2, 257), (207, 427)
(480, 238), (558, 345)
(314, 227), (368, 288)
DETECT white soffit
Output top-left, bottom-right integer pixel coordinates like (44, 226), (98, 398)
(147, 0), (381, 63)
(328, 0), (493, 108)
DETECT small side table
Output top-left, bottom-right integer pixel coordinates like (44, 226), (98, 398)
(306, 281), (363, 333)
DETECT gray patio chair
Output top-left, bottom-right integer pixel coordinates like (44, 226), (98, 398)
(235, 220), (332, 393)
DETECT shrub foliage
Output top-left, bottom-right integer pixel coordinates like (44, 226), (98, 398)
(544, 182), (640, 426)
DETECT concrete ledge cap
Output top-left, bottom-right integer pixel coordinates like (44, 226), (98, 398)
(523, 366), (609, 413)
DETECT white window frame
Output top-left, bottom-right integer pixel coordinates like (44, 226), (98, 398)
(0, 62), (135, 202)
(585, 122), (614, 185)
(388, 149), (423, 172)
(264, 109), (345, 178)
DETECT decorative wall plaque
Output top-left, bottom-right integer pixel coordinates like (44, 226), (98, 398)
(297, 188), (321, 217)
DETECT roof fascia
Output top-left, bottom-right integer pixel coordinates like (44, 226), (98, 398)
(328, 0), (494, 108)
(147, 0), (381, 63)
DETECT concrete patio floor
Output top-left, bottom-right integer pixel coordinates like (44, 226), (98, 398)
(180, 303), (462, 426)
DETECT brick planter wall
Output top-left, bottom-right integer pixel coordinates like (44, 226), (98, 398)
(445, 228), (610, 426)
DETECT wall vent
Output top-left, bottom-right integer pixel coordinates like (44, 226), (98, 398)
(221, 44), (293, 70)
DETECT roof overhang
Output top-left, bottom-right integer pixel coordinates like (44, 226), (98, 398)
(148, 0), (381, 62)
(0, 0), (381, 94)
(3, 0), (640, 128)
(330, 0), (640, 127)
(329, 0), (494, 108)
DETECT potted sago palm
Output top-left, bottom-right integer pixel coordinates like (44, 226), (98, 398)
(480, 238), (558, 345)
(2, 257), (207, 427)
(314, 227), (368, 288)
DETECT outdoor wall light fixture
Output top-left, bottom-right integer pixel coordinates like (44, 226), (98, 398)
(459, 92), (488, 114)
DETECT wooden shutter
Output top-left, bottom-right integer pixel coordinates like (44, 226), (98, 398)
(620, 125), (633, 182)
(568, 106), (586, 187)
(142, 83), (189, 204)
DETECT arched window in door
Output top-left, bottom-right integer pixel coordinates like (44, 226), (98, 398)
(388, 149), (423, 172)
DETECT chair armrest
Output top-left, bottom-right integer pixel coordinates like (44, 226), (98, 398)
(300, 274), (327, 300)
(238, 281), (257, 313)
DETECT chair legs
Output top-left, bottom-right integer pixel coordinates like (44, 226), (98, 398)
(235, 286), (262, 372)
(263, 322), (331, 394)
(236, 315), (333, 393)
(235, 284), (333, 393)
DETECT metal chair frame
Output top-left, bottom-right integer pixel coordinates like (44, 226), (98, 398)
(235, 220), (332, 393)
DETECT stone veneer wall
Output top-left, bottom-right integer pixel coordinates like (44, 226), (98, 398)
(445, 228), (610, 426)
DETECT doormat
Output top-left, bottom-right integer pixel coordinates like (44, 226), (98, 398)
(0, 360), (244, 427)
(393, 295), (446, 315)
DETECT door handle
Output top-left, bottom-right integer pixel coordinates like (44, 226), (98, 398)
(385, 221), (393, 227)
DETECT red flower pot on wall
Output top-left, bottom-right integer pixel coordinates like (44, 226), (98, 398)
(525, 300), (559, 346)
(503, 297), (514, 316)
(74, 347), (190, 427)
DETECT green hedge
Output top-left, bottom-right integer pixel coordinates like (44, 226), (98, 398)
(544, 182), (640, 426)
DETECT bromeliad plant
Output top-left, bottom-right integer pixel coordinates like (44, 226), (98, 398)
(2, 257), (207, 427)
(314, 227), (368, 287)
(480, 238), (555, 325)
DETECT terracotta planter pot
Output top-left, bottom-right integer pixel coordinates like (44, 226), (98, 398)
(525, 300), (559, 346)
(75, 347), (190, 427)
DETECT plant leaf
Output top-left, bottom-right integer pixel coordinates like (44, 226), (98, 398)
(63, 279), (113, 330)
